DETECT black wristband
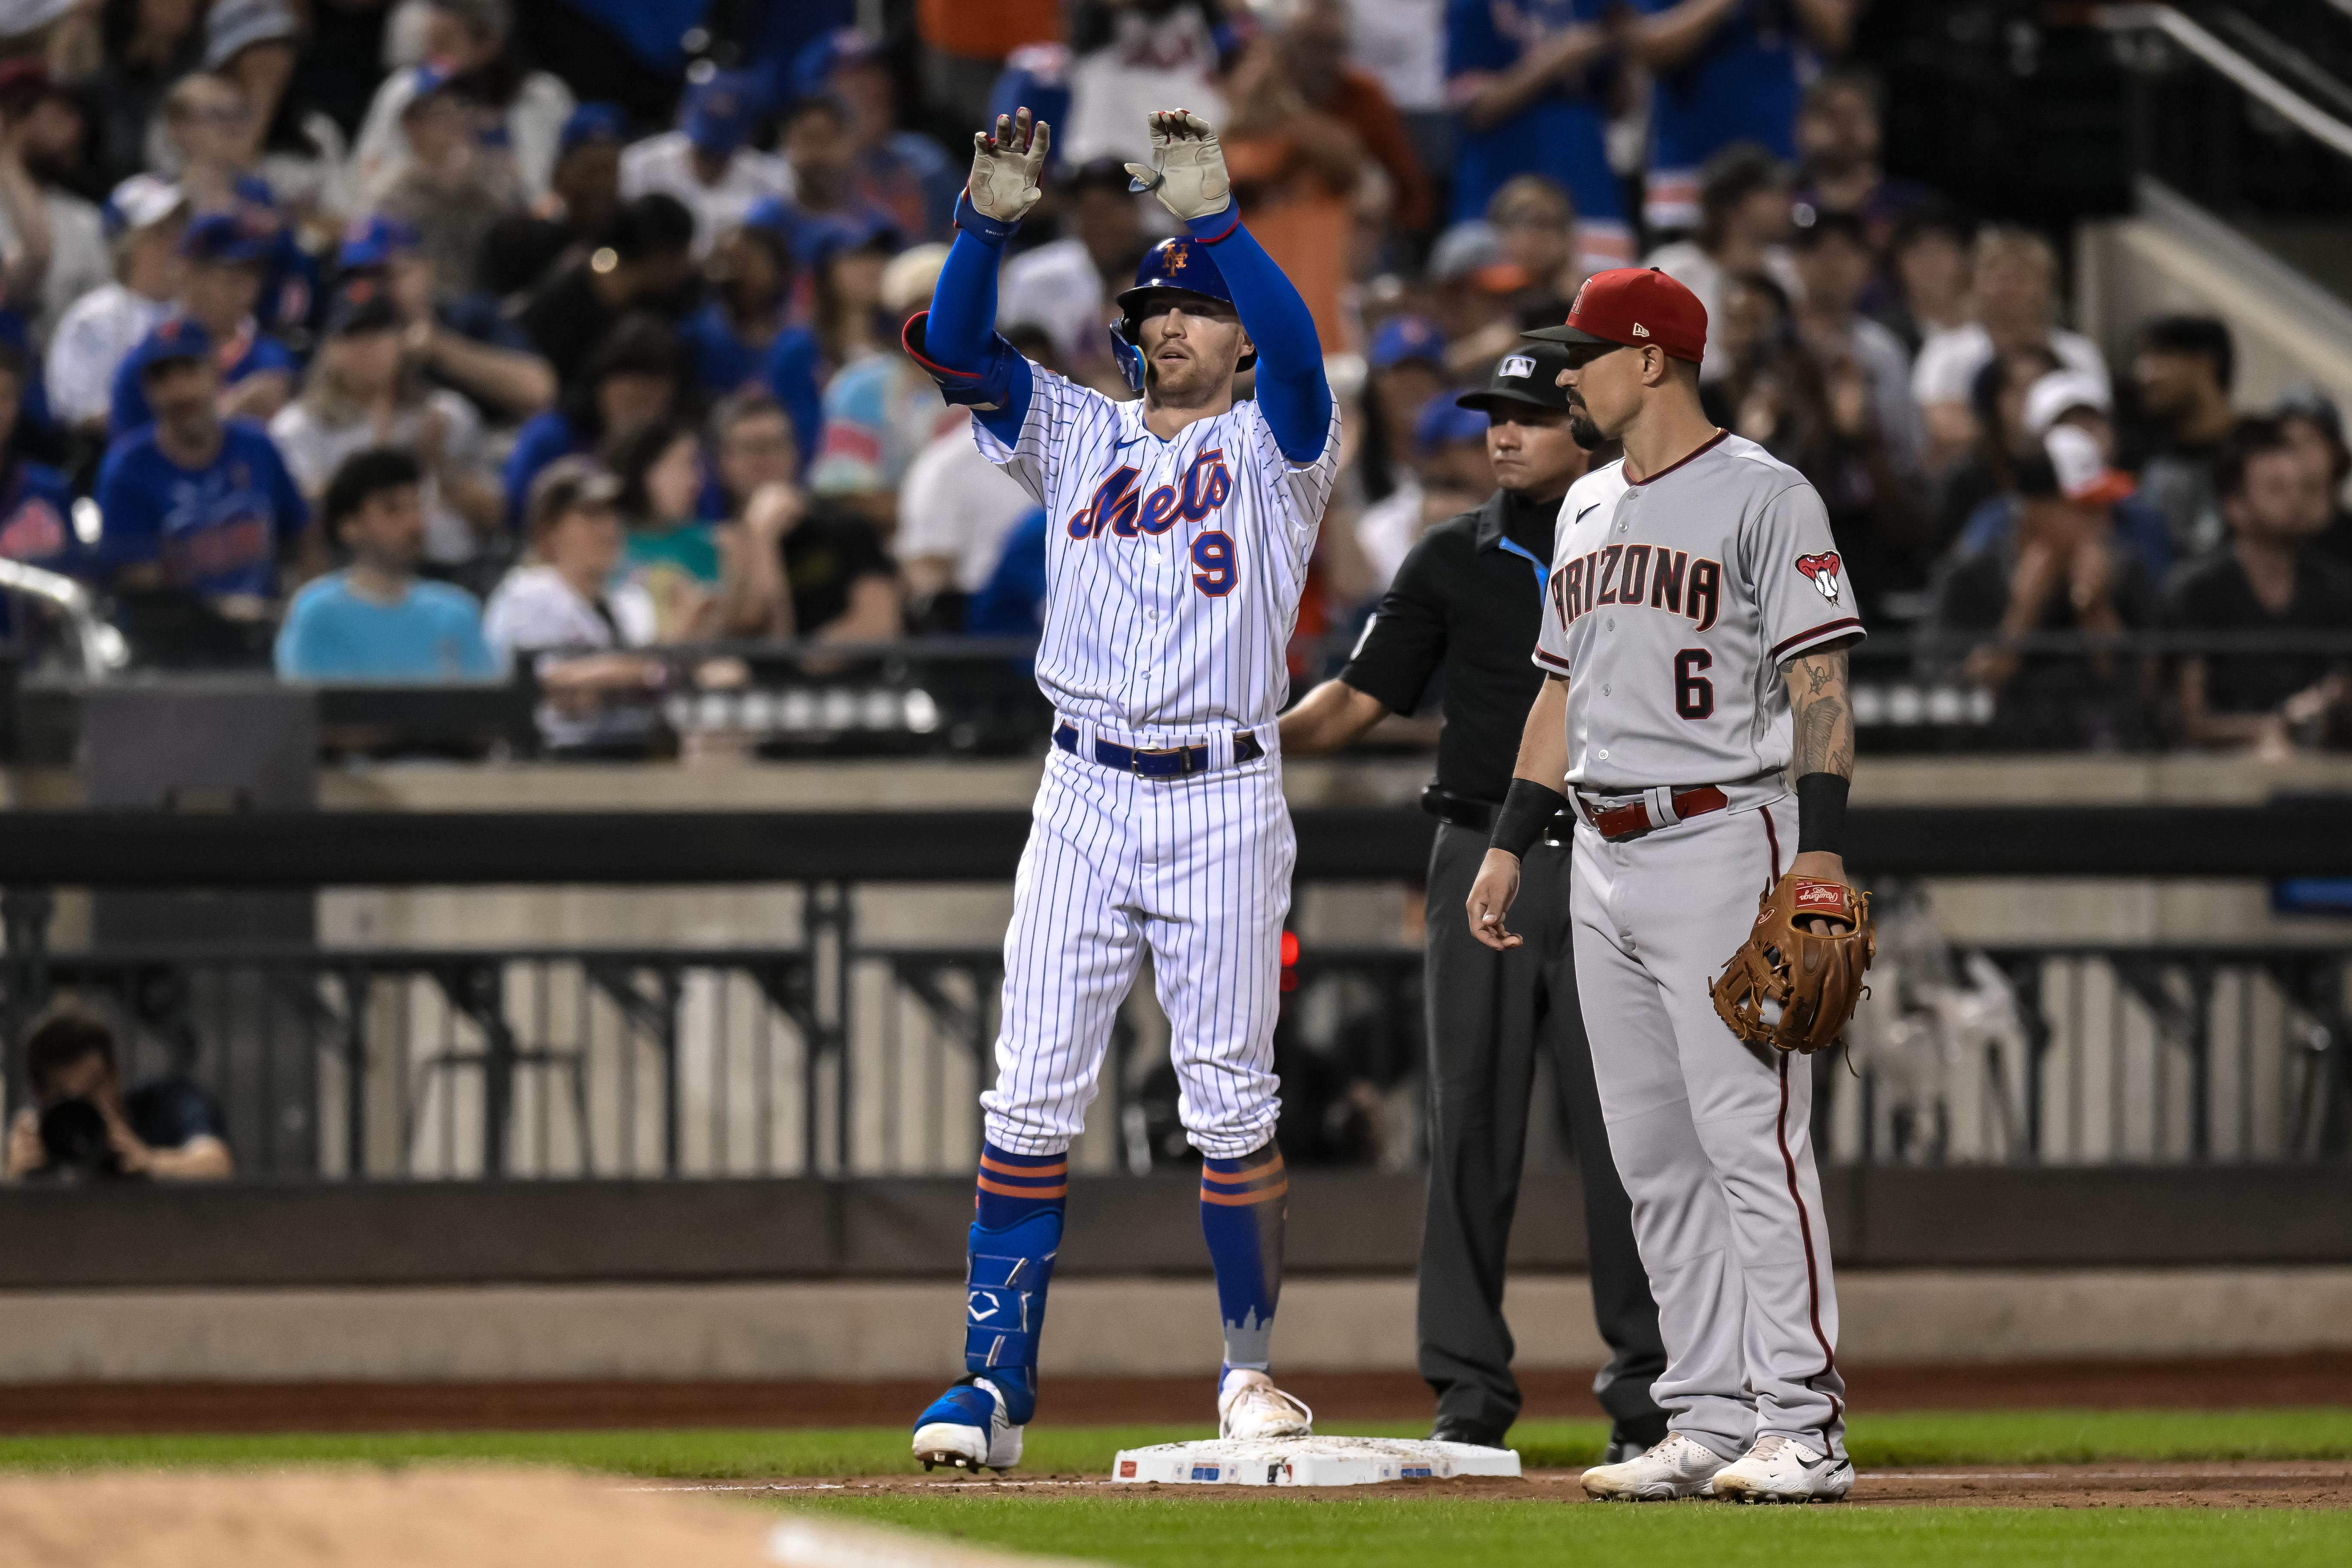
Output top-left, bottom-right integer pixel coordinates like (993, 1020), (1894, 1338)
(1795, 771), (1850, 855)
(1489, 778), (1570, 859)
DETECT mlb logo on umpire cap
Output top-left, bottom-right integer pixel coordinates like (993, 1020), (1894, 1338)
(1498, 354), (1535, 378)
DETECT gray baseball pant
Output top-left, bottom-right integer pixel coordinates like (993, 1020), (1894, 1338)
(1418, 823), (1668, 1440)
(1568, 790), (1847, 1462)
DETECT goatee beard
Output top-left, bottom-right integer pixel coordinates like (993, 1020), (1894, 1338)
(1568, 411), (1601, 449)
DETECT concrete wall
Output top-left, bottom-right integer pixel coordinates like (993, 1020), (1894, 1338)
(2077, 177), (2352, 413)
(6, 1268), (2352, 1382)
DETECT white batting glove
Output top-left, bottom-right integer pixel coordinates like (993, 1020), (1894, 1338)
(1124, 109), (1232, 222)
(962, 107), (1050, 235)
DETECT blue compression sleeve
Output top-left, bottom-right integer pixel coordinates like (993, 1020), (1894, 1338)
(926, 224), (1032, 441)
(1187, 213), (1333, 465)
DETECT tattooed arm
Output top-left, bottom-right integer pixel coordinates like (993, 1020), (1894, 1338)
(1783, 643), (1857, 902)
(1786, 645), (1856, 782)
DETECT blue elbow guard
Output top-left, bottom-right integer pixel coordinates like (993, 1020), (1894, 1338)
(904, 311), (1020, 412)
(964, 1209), (1061, 1385)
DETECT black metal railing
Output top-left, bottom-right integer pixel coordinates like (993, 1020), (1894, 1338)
(1, 806), (2345, 1178)
(15, 935), (2346, 1178)
(1843, 941), (2351, 1165)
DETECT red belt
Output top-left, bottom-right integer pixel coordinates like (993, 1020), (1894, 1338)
(1582, 786), (1729, 842)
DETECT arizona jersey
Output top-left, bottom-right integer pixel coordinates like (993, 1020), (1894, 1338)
(975, 364), (1341, 738)
(1534, 430), (1862, 790)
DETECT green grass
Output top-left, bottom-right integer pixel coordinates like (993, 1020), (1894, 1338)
(0, 1409), (2348, 1476)
(793, 1496), (2352, 1568)
(3, 1414), (2347, 1567)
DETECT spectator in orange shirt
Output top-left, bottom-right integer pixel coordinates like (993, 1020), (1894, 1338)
(1220, 27), (1363, 352)
(1279, 0), (1434, 237)
(917, 0), (1062, 130)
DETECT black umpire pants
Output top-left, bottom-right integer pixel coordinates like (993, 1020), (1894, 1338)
(1418, 822), (1669, 1440)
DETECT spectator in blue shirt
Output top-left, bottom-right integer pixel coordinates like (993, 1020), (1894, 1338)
(963, 506), (1049, 639)
(1445, 0), (1634, 273)
(108, 210), (298, 437)
(94, 317), (319, 612)
(276, 448), (501, 682)
(1632, 0), (1855, 233)
(676, 218), (824, 473)
(0, 342), (83, 584)
(339, 215), (558, 423)
(502, 313), (685, 530)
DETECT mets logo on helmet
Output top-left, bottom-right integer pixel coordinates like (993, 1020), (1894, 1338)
(1795, 551), (1842, 604)
(1165, 244), (1191, 271)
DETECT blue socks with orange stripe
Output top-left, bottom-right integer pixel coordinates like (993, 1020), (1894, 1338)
(1199, 1142), (1288, 1371)
(963, 1143), (1067, 1427)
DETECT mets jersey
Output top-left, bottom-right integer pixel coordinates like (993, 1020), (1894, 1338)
(1533, 430), (1862, 791)
(975, 364), (1342, 738)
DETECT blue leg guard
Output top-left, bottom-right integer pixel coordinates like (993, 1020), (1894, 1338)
(959, 1208), (1060, 1426)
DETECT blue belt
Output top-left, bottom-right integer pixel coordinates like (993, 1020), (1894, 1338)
(1053, 723), (1265, 779)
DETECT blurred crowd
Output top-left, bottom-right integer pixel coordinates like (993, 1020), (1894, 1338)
(0, 0), (2342, 755)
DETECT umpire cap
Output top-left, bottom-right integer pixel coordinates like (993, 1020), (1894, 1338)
(1455, 339), (1577, 416)
(1111, 237), (1257, 390)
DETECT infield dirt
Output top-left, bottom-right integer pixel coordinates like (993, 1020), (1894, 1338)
(653, 1460), (2352, 1510)
(11, 1354), (2352, 1434)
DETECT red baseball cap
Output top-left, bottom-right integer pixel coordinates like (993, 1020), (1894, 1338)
(1522, 267), (1707, 364)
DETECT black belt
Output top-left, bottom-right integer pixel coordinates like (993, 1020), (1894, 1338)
(1420, 786), (1573, 846)
(1054, 723), (1265, 779)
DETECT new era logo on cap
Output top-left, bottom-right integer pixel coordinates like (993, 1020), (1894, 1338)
(1631, 323), (1650, 337)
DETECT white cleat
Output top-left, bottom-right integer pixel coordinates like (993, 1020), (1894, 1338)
(1707, 1433), (1854, 1504)
(1217, 1369), (1314, 1440)
(911, 1376), (1024, 1473)
(1579, 1432), (1732, 1501)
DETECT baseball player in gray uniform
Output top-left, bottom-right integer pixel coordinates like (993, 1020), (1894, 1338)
(1467, 268), (1864, 1504)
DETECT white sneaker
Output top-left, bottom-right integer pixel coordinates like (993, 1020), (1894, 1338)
(1217, 1369), (1313, 1440)
(911, 1376), (1024, 1472)
(1707, 1433), (1853, 1504)
(1579, 1432), (1731, 1501)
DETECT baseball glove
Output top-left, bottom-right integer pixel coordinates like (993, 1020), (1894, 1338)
(1710, 874), (1877, 1054)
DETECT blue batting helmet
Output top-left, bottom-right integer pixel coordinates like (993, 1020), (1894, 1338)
(1111, 237), (1256, 391)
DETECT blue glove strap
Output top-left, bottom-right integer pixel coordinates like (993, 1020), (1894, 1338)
(953, 189), (1019, 247)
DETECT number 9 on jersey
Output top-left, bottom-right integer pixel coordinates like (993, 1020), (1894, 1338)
(1190, 530), (1237, 597)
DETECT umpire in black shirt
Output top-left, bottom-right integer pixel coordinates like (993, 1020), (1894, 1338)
(1281, 342), (1667, 1457)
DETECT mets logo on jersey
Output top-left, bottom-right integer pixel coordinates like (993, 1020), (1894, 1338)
(1796, 551), (1843, 604)
(0, 497), (67, 562)
(1067, 448), (1232, 540)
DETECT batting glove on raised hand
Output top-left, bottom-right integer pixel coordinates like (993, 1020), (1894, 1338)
(1125, 109), (1232, 222)
(959, 107), (1050, 242)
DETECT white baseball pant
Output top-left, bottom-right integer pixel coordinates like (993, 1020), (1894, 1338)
(983, 739), (1291, 1160)
(1569, 789), (1847, 1462)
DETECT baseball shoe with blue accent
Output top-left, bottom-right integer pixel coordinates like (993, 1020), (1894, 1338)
(1579, 1432), (1731, 1501)
(912, 1376), (1023, 1472)
(1217, 1369), (1313, 1440)
(1707, 1434), (1853, 1504)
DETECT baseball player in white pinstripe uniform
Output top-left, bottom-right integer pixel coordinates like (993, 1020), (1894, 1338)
(901, 107), (1340, 1472)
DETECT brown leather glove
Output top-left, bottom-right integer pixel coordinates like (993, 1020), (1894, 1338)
(1710, 874), (1876, 1054)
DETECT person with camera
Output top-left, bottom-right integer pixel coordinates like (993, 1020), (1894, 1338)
(4, 1008), (234, 1182)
